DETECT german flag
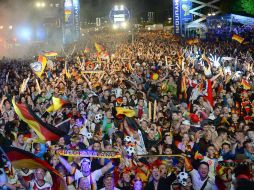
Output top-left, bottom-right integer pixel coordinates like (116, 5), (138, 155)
(241, 79), (251, 90)
(116, 107), (136, 118)
(232, 34), (244, 43)
(2, 146), (67, 190)
(44, 51), (58, 57)
(30, 56), (47, 78)
(64, 61), (71, 79)
(46, 97), (70, 113)
(94, 42), (104, 53)
(12, 98), (66, 141)
(84, 47), (90, 53)
(194, 151), (204, 160)
(187, 38), (200, 45)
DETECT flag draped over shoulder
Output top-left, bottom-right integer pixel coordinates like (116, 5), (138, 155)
(30, 56), (47, 78)
(12, 98), (66, 141)
(2, 146), (67, 190)
(94, 43), (104, 53)
(46, 97), (70, 113)
(232, 34), (244, 43)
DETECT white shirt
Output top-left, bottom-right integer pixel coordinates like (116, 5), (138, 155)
(74, 169), (102, 190)
(99, 188), (121, 190)
(190, 169), (218, 190)
(28, 179), (52, 190)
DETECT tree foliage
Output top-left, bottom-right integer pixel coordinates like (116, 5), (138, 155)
(241, 0), (254, 16)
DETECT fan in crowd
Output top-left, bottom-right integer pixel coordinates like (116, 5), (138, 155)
(0, 30), (254, 190)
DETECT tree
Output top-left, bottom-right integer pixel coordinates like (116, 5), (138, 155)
(241, 0), (254, 16)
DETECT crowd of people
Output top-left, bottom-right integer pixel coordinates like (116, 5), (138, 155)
(0, 29), (254, 190)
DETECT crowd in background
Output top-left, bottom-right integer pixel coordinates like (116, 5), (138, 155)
(0, 30), (254, 190)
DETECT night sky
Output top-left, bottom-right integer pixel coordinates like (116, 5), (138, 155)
(0, 0), (172, 23)
(79, 0), (172, 22)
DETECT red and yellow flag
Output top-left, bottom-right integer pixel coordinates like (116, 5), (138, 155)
(194, 151), (204, 160)
(116, 107), (136, 118)
(46, 97), (70, 113)
(44, 51), (58, 57)
(64, 61), (71, 79)
(94, 42), (104, 53)
(2, 146), (67, 190)
(241, 79), (251, 90)
(232, 34), (244, 43)
(12, 98), (66, 141)
(84, 47), (90, 53)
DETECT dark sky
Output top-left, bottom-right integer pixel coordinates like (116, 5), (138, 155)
(80, 0), (172, 22)
(0, 0), (172, 23)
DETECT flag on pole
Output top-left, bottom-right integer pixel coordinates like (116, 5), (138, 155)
(115, 107), (136, 118)
(2, 146), (67, 190)
(12, 98), (66, 141)
(46, 97), (70, 113)
(64, 61), (71, 79)
(232, 34), (244, 43)
(30, 56), (47, 78)
(94, 43), (104, 53)
(241, 79), (251, 90)
(44, 51), (58, 57)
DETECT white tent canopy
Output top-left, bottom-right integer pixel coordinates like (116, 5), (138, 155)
(186, 22), (207, 29)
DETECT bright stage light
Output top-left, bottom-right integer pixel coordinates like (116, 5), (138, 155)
(121, 22), (127, 29)
(41, 2), (46, 7)
(9, 25), (13, 30)
(0, 26), (3, 29)
(36, 2), (41, 7)
(113, 24), (118, 30)
(17, 27), (32, 42)
(114, 5), (119, 11)
(120, 5), (124, 11)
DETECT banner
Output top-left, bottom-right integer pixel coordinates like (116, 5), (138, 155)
(173, 0), (181, 35)
(73, 0), (80, 41)
(173, 0), (193, 36)
(181, 0), (193, 25)
(63, 0), (80, 44)
(58, 149), (121, 158)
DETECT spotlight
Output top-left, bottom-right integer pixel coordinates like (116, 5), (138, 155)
(114, 5), (119, 11)
(113, 24), (118, 30)
(121, 22), (127, 29)
(120, 5), (124, 11)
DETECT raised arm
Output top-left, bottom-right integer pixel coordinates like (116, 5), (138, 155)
(58, 156), (72, 173)
(100, 161), (113, 175)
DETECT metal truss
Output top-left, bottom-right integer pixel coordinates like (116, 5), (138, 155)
(189, 0), (222, 24)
